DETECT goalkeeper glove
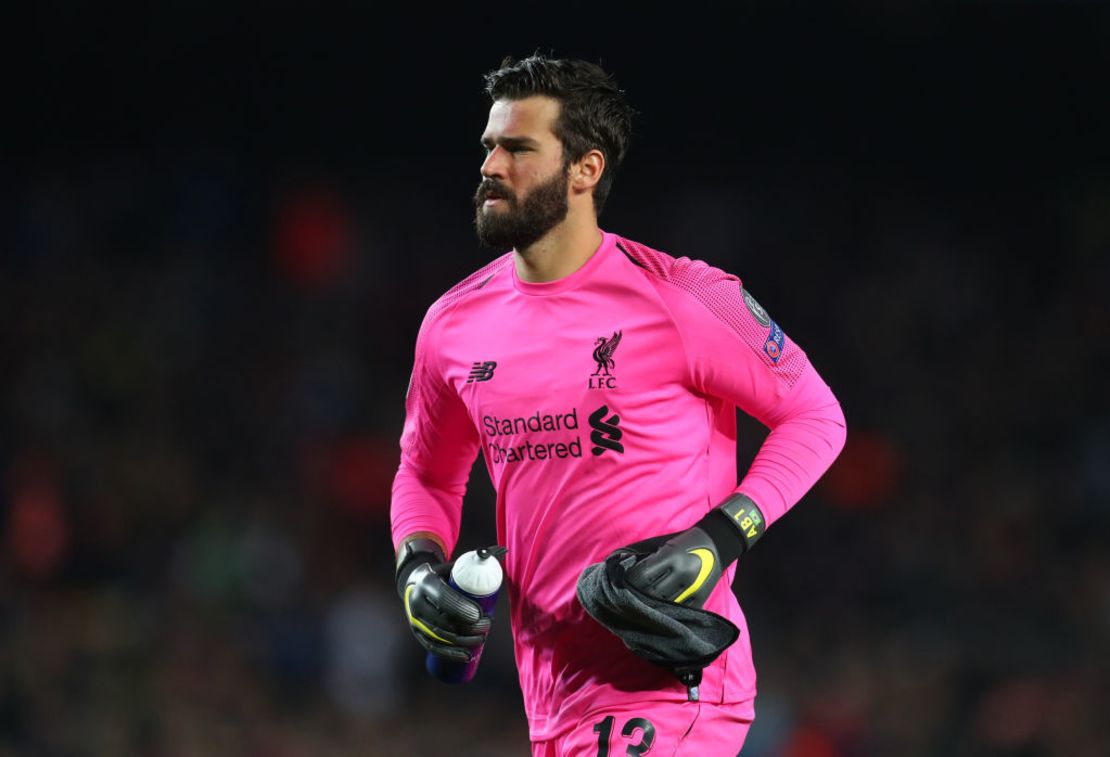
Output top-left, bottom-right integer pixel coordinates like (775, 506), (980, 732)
(395, 537), (491, 663)
(625, 494), (766, 609)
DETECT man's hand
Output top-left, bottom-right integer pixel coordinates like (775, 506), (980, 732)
(624, 494), (766, 610)
(624, 527), (725, 608)
(402, 561), (491, 662)
(396, 537), (490, 663)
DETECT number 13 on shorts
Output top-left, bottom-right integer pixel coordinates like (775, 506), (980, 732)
(536, 701), (751, 756)
(593, 715), (655, 756)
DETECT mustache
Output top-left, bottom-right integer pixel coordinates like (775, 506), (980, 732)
(474, 179), (516, 207)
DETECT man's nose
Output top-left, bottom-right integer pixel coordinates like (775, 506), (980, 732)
(480, 146), (508, 179)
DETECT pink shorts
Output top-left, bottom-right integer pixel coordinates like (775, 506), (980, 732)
(531, 700), (753, 757)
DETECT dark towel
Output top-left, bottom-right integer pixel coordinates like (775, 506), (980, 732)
(575, 536), (740, 694)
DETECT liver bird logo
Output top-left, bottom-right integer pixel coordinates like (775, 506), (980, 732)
(592, 330), (622, 376)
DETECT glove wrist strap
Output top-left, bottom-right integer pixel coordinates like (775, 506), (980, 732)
(695, 494), (766, 566)
(717, 493), (766, 551)
(395, 537), (446, 598)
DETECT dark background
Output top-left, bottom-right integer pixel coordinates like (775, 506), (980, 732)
(3, 2), (1109, 755)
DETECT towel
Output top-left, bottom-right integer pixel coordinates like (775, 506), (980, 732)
(575, 535), (740, 696)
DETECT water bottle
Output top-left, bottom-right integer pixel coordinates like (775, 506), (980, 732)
(426, 545), (507, 684)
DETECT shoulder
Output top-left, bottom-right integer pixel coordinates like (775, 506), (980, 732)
(614, 234), (786, 357)
(614, 234), (807, 386)
(423, 251), (514, 328)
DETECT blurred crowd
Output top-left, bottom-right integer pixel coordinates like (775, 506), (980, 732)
(2, 142), (1106, 756)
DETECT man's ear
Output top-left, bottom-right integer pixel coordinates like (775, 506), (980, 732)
(571, 149), (605, 193)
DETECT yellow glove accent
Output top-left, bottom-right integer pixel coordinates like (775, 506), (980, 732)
(674, 548), (716, 604)
(404, 584), (452, 644)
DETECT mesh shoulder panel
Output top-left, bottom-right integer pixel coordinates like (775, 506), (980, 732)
(426, 252), (513, 323)
(614, 236), (806, 389)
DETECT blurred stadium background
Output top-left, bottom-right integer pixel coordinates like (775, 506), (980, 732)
(3, 2), (1108, 755)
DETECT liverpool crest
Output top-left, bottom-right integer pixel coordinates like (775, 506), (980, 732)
(589, 330), (622, 389)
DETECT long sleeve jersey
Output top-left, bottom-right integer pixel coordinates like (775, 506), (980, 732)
(391, 231), (846, 741)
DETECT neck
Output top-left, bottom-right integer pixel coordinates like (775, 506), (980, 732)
(513, 214), (603, 284)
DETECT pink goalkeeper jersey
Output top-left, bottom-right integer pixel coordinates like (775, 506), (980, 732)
(391, 231), (846, 741)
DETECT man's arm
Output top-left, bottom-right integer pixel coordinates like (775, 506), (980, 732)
(679, 284), (846, 529)
(391, 310), (490, 661)
(391, 308), (481, 558)
(627, 264), (846, 606)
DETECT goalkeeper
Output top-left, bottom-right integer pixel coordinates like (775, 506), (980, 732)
(392, 54), (846, 755)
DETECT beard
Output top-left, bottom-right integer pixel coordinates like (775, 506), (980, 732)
(473, 168), (570, 250)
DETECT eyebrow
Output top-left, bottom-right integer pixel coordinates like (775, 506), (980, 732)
(480, 135), (542, 150)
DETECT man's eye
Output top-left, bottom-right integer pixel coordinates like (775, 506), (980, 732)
(480, 144), (530, 155)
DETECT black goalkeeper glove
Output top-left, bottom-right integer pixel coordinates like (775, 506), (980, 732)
(625, 494), (766, 609)
(395, 538), (491, 663)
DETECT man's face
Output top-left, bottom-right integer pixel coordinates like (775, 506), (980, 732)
(474, 96), (570, 250)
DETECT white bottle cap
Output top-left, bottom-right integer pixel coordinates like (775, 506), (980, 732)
(451, 549), (504, 597)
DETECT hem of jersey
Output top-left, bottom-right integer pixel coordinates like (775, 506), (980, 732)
(525, 694), (758, 742)
(510, 231), (615, 296)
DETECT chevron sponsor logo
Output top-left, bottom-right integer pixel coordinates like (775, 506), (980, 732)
(588, 404), (624, 456)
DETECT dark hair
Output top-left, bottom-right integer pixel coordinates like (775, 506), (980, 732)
(484, 55), (634, 215)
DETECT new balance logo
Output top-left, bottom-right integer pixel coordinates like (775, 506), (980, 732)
(588, 404), (624, 456)
(467, 361), (497, 383)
